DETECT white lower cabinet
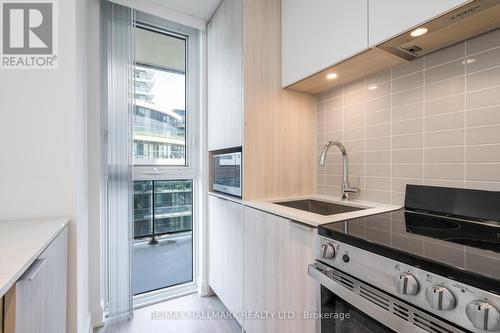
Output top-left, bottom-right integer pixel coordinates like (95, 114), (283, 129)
(243, 206), (317, 333)
(208, 195), (244, 324)
(209, 198), (317, 332)
(4, 227), (68, 333)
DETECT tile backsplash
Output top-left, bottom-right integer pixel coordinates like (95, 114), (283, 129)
(316, 28), (500, 205)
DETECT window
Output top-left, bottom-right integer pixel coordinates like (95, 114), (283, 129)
(131, 16), (199, 302)
(133, 26), (187, 166)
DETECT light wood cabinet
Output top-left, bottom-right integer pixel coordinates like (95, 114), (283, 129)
(207, 0), (243, 151)
(4, 227), (68, 333)
(1, 296), (3, 333)
(243, 206), (317, 333)
(282, 0), (368, 87)
(208, 195), (243, 324)
(207, 0), (317, 200)
(368, 0), (469, 46)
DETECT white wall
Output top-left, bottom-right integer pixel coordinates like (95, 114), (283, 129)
(0, 0), (90, 332)
(76, 0), (91, 332)
(198, 29), (209, 295)
(87, 0), (105, 327)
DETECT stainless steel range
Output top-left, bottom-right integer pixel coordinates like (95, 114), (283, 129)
(309, 185), (500, 333)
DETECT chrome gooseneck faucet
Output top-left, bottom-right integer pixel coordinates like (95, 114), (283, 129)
(319, 141), (359, 200)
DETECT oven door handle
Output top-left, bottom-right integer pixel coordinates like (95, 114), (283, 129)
(308, 262), (339, 293)
(308, 262), (431, 333)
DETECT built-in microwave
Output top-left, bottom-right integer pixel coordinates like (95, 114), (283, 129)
(211, 149), (242, 197)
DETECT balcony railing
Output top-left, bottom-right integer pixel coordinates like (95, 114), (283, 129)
(133, 117), (185, 140)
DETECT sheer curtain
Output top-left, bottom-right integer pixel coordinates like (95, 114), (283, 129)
(104, 1), (134, 320)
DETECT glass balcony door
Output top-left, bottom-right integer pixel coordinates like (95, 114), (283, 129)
(132, 180), (193, 295)
(130, 13), (199, 305)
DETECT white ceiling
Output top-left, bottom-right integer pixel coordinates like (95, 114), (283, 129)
(148, 0), (222, 20)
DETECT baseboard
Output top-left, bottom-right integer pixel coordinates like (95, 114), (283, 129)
(197, 277), (214, 296)
(91, 303), (105, 328)
(84, 312), (92, 333)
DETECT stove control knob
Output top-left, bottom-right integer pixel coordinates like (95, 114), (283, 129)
(394, 272), (419, 295)
(426, 286), (456, 311)
(466, 301), (500, 331)
(320, 242), (336, 259)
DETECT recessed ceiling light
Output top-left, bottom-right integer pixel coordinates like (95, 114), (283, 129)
(368, 85), (378, 90)
(326, 73), (338, 80)
(410, 27), (428, 37)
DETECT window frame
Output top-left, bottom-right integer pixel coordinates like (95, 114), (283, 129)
(133, 16), (199, 177)
(131, 11), (200, 308)
(132, 25), (188, 167)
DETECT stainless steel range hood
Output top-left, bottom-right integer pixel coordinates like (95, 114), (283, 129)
(288, 0), (500, 94)
(378, 0), (500, 61)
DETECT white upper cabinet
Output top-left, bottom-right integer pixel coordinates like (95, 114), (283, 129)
(207, 0), (243, 150)
(282, 0), (471, 88)
(282, 0), (368, 87)
(368, 0), (470, 46)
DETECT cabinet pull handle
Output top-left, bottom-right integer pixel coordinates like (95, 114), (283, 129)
(289, 220), (315, 231)
(20, 258), (46, 282)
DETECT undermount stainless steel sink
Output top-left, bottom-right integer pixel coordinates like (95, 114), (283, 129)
(274, 199), (367, 216)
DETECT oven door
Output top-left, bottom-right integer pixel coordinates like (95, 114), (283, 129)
(308, 262), (463, 333)
(319, 284), (395, 333)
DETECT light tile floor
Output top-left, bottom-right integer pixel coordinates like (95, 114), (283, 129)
(95, 293), (242, 333)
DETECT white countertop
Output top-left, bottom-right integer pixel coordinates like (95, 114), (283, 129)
(0, 217), (69, 297)
(244, 194), (401, 227)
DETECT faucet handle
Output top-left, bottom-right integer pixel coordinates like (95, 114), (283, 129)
(341, 184), (359, 200)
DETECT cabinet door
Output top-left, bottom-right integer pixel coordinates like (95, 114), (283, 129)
(207, 0), (243, 150)
(285, 220), (317, 333)
(208, 195), (243, 323)
(243, 206), (316, 333)
(4, 259), (47, 333)
(368, 0), (469, 46)
(208, 195), (225, 296)
(39, 227), (68, 333)
(4, 227), (67, 333)
(282, 0), (368, 87)
(221, 200), (243, 323)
